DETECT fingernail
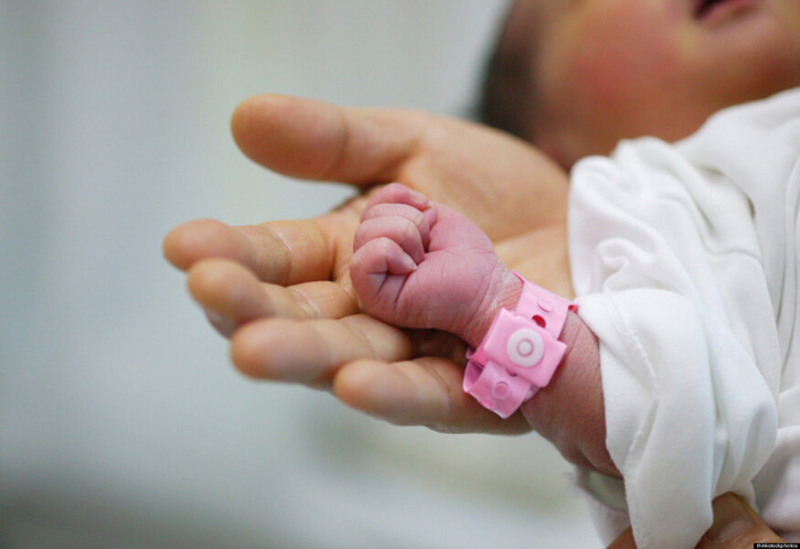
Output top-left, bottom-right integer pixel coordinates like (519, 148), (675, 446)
(408, 189), (430, 207)
(422, 204), (438, 228)
(205, 308), (237, 337)
(703, 495), (754, 542)
(399, 252), (418, 273)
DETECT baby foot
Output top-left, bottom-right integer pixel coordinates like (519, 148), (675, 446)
(350, 183), (522, 348)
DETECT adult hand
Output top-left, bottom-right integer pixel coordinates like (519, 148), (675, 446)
(608, 494), (786, 549)
(163, 95), (571, 435)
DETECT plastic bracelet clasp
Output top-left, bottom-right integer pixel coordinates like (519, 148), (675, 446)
(462, 272), (575, 418)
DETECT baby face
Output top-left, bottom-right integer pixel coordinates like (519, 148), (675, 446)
(498, 0), (800, 167)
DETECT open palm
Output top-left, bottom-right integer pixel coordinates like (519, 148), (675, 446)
(163, 95), (570, 434)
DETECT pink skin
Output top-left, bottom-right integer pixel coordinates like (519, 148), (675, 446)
(500, 0), (800, 168)
(351, 183), (522, 350)
(350, 183), (618, 476)
(348, 0), (800, 481)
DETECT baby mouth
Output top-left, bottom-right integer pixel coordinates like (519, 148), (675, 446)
(694, 0), (760, 22)
(695, 0), (728, 18)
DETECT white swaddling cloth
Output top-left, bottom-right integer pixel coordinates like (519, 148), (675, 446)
(568, 88), (800, 547)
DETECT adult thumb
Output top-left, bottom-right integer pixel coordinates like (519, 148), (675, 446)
(607, 493), (785, 549)
(696, 493), (785, 548)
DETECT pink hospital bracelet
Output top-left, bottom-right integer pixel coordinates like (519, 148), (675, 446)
(463, 272), (577, 419)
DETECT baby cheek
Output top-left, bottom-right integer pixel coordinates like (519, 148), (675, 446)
(743, 30), (800, 93)
(567, 4), (683, 113)
(569, 48), (633, 112)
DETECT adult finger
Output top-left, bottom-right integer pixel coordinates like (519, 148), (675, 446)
(186, 258), (360, 336)
(229, 314), (414, 389)
(607, 493), (785, 549)
(231, 95), (424, 186)
(333, 357), (531, 434)
(163, 215), (352, 285)
(696, 494), (786, 548)
(230, 95), (570, 242)
(231, 313), (530, 433)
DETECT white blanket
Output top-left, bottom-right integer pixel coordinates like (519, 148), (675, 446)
(569, 88), (800, 548)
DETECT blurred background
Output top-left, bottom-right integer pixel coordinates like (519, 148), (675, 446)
(0, 1), (598, 547)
